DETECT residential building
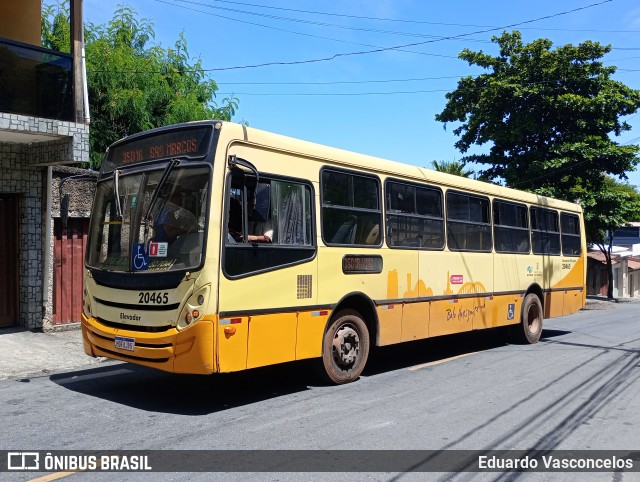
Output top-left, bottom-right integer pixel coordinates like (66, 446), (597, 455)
(587, 248), (640, 299)
(0, 0), (89, 330)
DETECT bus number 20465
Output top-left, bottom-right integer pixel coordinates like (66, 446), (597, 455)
(138, 292), (169, 304)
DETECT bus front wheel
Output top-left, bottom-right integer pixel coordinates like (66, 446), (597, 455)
(511, 293), (543, 344)
(319, 309), (370, 384)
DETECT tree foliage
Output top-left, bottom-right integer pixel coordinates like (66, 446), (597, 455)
(436, 31), (640, 198)
(437, 31), (640, 298)
(431, 160), (474, 178)
(42, 2), (239, 167)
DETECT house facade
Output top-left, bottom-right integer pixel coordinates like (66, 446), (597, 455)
(0, 0), (89, 330)
(587, 249), (640, 299)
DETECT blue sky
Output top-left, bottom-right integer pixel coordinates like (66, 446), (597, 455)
(82, 0), (640, 187)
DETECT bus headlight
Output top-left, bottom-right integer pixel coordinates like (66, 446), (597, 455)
(178, 285), (210, 329)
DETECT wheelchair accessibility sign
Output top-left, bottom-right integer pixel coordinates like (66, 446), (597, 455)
(507, 303), (515, 321)
(132, 243), (149, 271)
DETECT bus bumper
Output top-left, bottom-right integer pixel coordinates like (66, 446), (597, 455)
(81, 314), (215, 375)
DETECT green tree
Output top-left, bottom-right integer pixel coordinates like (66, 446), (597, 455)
(581, 178), (640, 299)
(435, 31), (640, 198)
(42, 2), (239, 167)
(430, 160), (474, 178)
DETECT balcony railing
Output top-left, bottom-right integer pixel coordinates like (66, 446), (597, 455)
(0, 37), (74, 122)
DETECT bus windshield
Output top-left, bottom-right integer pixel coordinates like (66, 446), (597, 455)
(86, 164), (210, 273)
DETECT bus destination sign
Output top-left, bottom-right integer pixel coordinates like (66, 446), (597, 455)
(119, 138), (198, 164)
(103, 126), (212, 173)
(342, 255), (383, 274)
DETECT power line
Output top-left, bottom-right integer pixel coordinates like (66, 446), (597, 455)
(607, 56), (640, 62)
(212, 74), (637, 95)
(213, 74), (632, 87)
(151, 0), (464, 60)
(169, 0), (638, 34)
(509, 158), (594, 188)
(168, 0), (493, 43)
(169, 0), (506, 26)
(509, 139), (640, 188)
(214, 75), (467, 86)
(151, 0), (615, 72)
(215, 89), (450, 96)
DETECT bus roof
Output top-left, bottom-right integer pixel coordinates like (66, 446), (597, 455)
(188, 120), (583, 213)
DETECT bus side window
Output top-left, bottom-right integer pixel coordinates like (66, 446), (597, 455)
(321, 169), (382, 247)
(493, 200), (530, 254)
(385, 179), (444, 250)
(224, 174), (315, 277)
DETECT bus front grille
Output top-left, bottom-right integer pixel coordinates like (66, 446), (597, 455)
(96, 317), (173, 333)
(94, 297), (180, 311)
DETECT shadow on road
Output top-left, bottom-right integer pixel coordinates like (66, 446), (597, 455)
(49, 326), (570, 415)
(364, 327), (570, 377)
(49, 360), (313, 415)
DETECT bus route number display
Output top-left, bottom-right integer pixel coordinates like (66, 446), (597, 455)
(342, 255), (383, 274)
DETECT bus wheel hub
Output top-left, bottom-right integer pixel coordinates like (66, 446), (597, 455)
(333, 325), (359, 367)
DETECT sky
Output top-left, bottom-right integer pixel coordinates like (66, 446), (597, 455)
(81, 0), (640, 187)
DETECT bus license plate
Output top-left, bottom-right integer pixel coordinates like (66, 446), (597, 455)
(114, 336), (135, 351)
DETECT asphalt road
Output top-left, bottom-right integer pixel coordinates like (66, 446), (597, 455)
(1, 300), (638, 482)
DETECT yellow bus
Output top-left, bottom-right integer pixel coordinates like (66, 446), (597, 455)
(81, 120), (586, 384)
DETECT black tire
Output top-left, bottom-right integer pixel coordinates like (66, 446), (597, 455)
(317, 309), (370, 384)
(510, 293), (543, 344)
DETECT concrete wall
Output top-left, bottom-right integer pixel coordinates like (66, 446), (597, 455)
(0, 0), (42, 46)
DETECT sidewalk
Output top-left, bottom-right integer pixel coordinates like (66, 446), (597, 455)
(0, 326), (112, 381)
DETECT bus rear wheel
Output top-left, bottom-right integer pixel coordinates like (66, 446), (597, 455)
(511, 293), (543, 344)
(319, 310), (370, 384)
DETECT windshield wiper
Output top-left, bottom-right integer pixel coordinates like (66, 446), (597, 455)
(113, 169), (123, 219)
(142, 158), (180, 243)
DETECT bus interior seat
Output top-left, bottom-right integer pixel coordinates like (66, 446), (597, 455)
(364, 224), (379, 245)
(331, 219), (357, 244)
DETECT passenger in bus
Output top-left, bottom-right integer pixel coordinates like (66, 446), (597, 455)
(160, 207), (198, 244)
(153, 188), (187, 242)
(247, 212), (273, 243)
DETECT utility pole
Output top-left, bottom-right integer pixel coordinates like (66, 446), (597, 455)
(70, 0), (87, 124)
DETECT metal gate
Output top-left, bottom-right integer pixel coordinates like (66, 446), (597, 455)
(52, 218), (89, 325)
(0, 195), (18, 327)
